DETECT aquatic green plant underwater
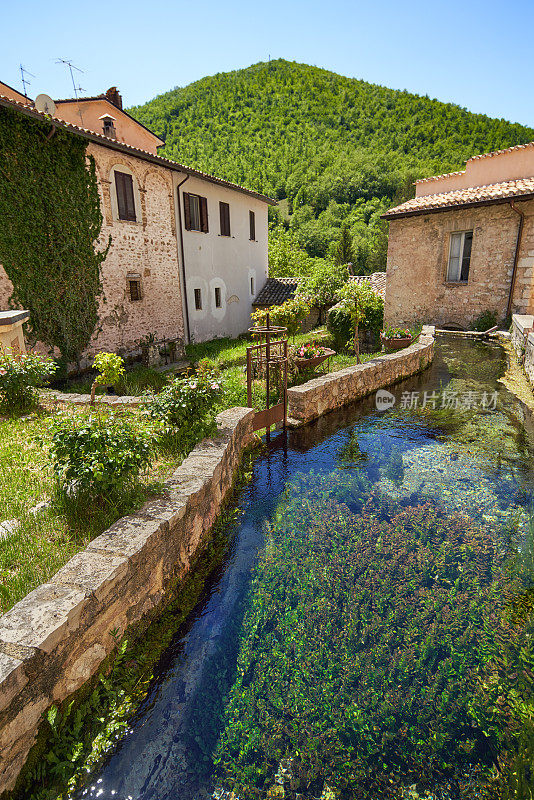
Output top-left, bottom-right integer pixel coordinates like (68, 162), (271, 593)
(13, 337), (534, 800)
(213, 469), (533, 799)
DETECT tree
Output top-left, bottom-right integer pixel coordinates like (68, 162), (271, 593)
(336, 281), (383, 363)
(267, 224), (315, 277)
(298, 260), (349, 321)
(334, 223), (356, 271)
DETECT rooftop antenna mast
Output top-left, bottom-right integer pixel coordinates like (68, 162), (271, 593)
(19, 64), (35, 98)
(56, 58), (85, 124)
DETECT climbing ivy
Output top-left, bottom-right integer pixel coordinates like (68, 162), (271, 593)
(0, 106), (109, 364)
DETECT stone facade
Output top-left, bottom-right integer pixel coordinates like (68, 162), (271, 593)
(0, 142), (186, 364)
(511, 313), (534, 386)
(287, 326), (435, 425)
(385, 200), (534, 328)
(0, 93), (272, 365)
(0, 407), (255, 794)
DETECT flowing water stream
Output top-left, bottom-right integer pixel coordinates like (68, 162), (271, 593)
(77, 336), (534, 800)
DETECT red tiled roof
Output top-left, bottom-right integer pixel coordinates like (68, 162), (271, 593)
(382, 177), (534, 219)
(0, 93), (276, 205)
(415, 170), (465, 185)
(253, 273), (386, 306)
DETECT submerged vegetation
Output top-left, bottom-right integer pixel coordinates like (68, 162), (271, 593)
(214, 468), (530, 799)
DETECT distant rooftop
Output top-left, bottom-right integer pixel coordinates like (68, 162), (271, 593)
(383, 177), (534, 219)
(253, 273), (386, 306)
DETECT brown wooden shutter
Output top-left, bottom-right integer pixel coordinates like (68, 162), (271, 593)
(219, 202), (230, 236)
(124, 175), (136, 221)
(249, 210), (256, 241)
(183, 192), (192, 230)
(115, 171), (136, 221)
(200, 196), (209, 233)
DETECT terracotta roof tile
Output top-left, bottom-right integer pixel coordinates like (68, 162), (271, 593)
(415, 169), (465, 185)
(252, 278), (300, 306)
(382, 177), (534, 219)
(0, 93), (276, 204)
(252, 273), (386, 306)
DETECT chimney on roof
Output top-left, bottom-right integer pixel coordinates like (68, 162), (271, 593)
(105, 87), (122, 110)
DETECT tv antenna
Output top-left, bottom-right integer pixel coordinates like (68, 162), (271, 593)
(56, 58), (85, 123)
(19, 64), (35, 98)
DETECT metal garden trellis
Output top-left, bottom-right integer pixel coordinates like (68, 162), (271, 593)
(246, 313), (288, 441)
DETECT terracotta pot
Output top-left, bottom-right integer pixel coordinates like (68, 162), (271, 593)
(380, 335), (413, 352)
(295, 348), (336, 370)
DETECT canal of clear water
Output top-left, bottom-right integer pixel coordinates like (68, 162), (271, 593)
(77, 336), (534, 800)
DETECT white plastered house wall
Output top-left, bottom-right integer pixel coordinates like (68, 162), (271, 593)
(172, 173), (269, 342)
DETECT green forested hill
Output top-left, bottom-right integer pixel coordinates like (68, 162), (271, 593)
(129, 59), (534, 272)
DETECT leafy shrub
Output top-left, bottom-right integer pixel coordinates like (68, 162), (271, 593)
(327, 302), (353, 350)
(251, 296), (312, 341)
(472, 310), (499, 332)
(93, 352), (125, 386)
(214, 475), (517, 799)
(50, 414), (152, 501)
(0, 347), (57, 412)
(90, 352), (125, 402)
(327, 283), (383, 350)
(143, 359), (221, 444)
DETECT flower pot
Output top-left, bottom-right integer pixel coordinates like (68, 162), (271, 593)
(380, 335), (413, 352)
(295, 348), (336, 370)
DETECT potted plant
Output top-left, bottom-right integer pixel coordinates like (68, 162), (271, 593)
(380, 327), (414, 351)
(293, 341), (336, 371)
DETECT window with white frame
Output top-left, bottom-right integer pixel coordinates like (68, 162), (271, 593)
(447, 231), (473, 282)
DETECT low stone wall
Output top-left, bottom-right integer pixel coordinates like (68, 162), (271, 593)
(0, 407), (255, 795)
(511, 314), (534, 355)
(287, 326), (435, 425)
(511, 314), (534, 387)
(42, 389), (141, 408)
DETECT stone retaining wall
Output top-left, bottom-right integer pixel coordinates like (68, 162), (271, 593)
(42, 389), (141, 408)
(512, 314), (534, 387)
(287, 326), (435, 425)
(0, 407), (255, 795)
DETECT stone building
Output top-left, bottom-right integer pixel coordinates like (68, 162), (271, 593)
(0, 84), (273, 362)
(383, 143), (534, 329)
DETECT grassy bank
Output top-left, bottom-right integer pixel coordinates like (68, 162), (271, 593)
(0, 403), (198, 614)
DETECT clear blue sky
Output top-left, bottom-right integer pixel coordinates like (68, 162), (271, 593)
(2, 0), (534, 126)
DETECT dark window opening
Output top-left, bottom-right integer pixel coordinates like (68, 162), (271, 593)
(219, 202), (231, 236)
(194, 288), (202, 310)
(249, 210), (256, 241)
(115, 171), (136, 222)
(447, 230), (473, 282)
(183, 192), (208, 232)
(129, 280), (141, 302)
(215, 287), (222, 308)
(250, 276), (255, 295)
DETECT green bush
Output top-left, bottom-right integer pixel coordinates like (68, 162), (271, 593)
(326, 302), (353, 350)
(142, 359), (221, 444)
(50, 414), (152, 501)
(214, 474), (517, 798)
(93, 352), (125, 387)
(327, 284), (383, 350)
(472, 310), (498, 332)
(0, 348), (57, 412)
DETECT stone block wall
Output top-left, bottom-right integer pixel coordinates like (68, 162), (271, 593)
(287, 327), (435, 425)
(0, 142), (186, 367)
(0, 407), (255, 794)
(511, 314), (534, 354)
(385, 199), (534, 329)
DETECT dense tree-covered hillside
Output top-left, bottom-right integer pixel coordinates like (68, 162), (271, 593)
(130, 60), (534, 272)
